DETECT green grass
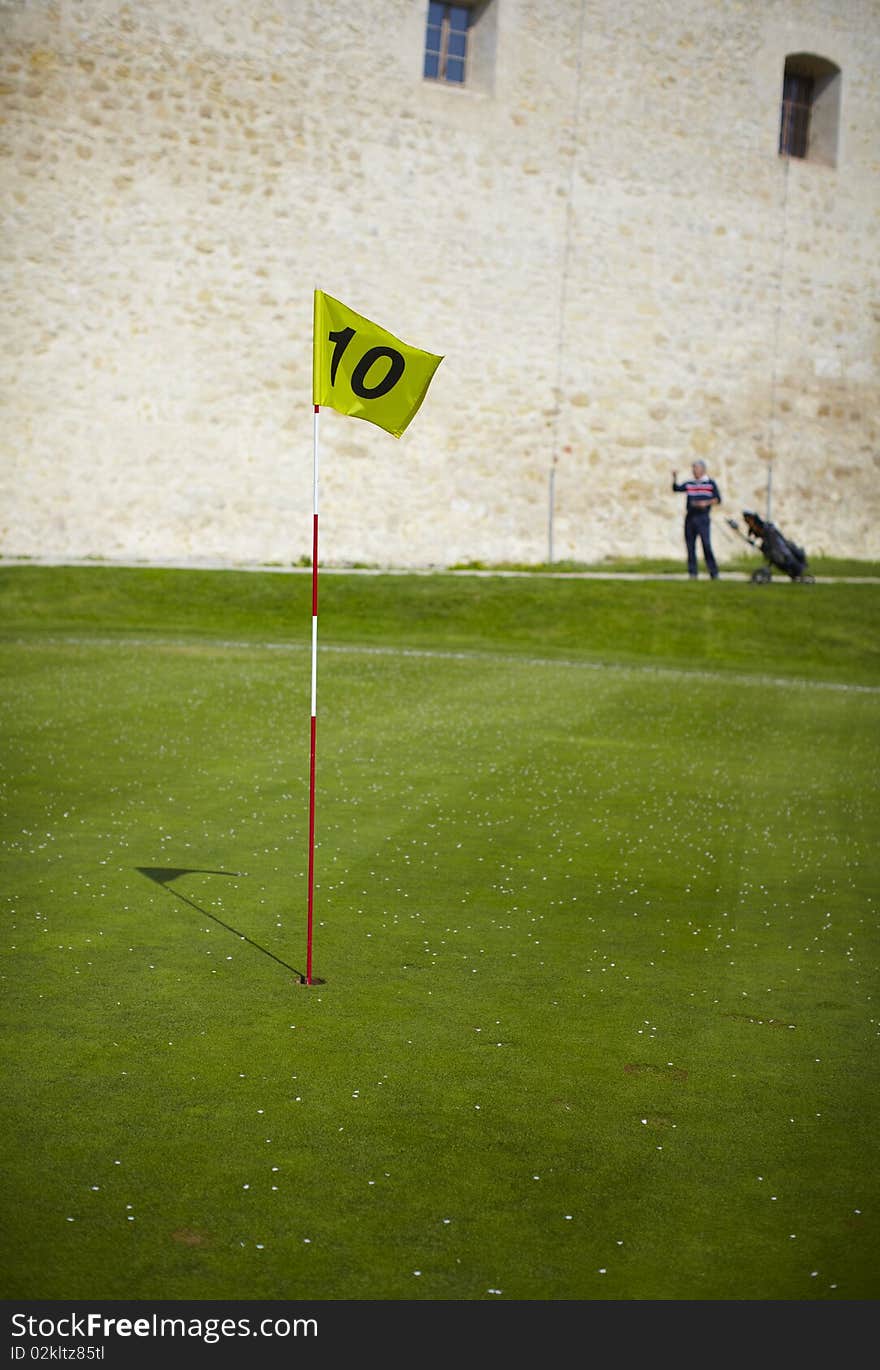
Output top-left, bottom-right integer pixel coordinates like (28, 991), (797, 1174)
(447, 555), (880, 578)
(1, 567), (878, 1301)
(2, 564), (879, 685)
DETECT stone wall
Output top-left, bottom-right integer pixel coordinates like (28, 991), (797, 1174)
(1, 0), (878, 567)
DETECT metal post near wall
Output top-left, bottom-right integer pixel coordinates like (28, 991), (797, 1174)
(766, 463), (773, 523)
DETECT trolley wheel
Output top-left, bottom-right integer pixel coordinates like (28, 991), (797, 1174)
(751, 566), (772, 584)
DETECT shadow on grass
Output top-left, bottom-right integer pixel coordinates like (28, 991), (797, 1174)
(136, 866), (304, 979)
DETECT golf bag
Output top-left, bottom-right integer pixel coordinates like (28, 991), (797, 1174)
(727, 511), (815, 583)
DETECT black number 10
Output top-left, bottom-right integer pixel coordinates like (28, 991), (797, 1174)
(328, 327), (406, 399)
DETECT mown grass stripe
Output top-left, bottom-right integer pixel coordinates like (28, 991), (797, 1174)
(7, 632), (880, 695)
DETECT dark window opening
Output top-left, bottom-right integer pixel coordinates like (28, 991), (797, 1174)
(779, 71), (814, 158)
(778, 54), (842, 166)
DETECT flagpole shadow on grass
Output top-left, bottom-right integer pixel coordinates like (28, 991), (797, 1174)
(135, 867), (314, 983)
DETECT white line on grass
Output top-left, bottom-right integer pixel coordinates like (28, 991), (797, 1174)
(9, 634), (880, 695)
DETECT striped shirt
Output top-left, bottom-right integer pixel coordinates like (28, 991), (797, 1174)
(673, 476), (721, 513)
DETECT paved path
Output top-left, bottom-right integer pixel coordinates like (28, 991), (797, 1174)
(1, 555), (878, 583)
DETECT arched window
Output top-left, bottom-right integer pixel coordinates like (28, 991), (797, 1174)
(779, 53), (842, 166)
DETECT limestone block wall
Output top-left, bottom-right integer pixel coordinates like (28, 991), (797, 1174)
(1, 0), (878, 568)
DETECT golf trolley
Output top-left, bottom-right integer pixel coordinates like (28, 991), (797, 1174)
(726, 510), (815, 584)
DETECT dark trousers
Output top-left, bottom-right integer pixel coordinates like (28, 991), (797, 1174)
(684, 512), (718, 578)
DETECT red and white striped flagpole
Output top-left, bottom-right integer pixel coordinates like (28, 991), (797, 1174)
(305, 402), (320, 984)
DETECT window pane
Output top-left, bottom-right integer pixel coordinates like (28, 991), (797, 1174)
(425, 2), (470, 87)
(784, 72), (813, 104)
(793, 109), (810, 156)
(779, 70), (813, 158)
(781, 104), (809, 157)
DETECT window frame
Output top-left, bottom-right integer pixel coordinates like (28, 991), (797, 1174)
(423, 2), (471, 86)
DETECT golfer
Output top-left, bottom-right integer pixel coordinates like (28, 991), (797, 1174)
(672, 460), (722, 579)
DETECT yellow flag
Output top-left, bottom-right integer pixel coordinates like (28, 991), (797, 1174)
(312, 290), (443, 439)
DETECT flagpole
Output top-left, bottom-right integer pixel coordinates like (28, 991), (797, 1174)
(306, 289), (442, 988)
(305, 402), (320, 985)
